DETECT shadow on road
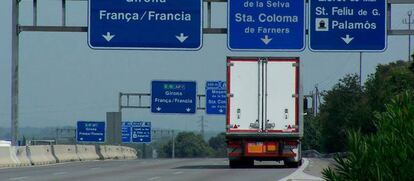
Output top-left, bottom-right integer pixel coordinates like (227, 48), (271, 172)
(174, 164), (289, 169)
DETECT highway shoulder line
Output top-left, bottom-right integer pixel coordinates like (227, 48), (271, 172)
(278, 158), (324, 181)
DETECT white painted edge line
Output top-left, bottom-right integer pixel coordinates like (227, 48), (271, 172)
(173, 171), (183, 175)
(9, 177), (28, 180)
(147, 176), (161, 181)
(278, 158), (324, 181)
(53, 172), (67, 175)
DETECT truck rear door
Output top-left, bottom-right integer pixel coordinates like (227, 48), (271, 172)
(227, 57), (299, 133)
(227, 58), (261, 132)
(265, 59), (299, 132)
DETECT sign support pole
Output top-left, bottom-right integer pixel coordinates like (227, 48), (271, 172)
(172, 130), (175, 159)
(11, 0), (20, 146)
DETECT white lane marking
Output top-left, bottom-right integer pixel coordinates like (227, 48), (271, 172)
(53, 172), (67, 175)
(173, 171), (183, 175)
(9, 177), (28, 180)
(278, 159), (324, 181)
(147, 176), (161, 181)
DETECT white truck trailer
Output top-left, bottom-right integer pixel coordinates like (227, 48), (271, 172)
(226, 57), (303, 168)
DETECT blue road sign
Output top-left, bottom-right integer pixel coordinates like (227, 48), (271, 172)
(122, 122), (132, 143)
(309, 0), (386, 51)
(151, 81), (196, 114)
(131, 122), (151, 143)
(88, 0), (202, 50)
(77, 121), (105, 142)
(205, 81), (226, 115)
(228, 0), (305, 51)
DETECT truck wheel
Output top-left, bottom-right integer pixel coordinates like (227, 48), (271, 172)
(229, 160), (241, 168)
(244, 159), (254, 168)
(285, 159), (302, 168)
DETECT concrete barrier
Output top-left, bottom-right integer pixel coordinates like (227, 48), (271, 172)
(27, 145), (57, 165)
(14, 146), (31, 166)
(122, 146), (137, 160)
(99, 145), (124, 160)
(112, 146), (124, 159)
(105, 145), (119, 159)
(0, 146), (18, 168)
(76, 145), (100, 161)
(53, 145), (80, 163)
(98, 145), (111, 159)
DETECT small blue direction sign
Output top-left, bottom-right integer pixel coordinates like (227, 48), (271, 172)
(205, 81), (226, 115)
(131, 122), (151, 143)
(77, 121), (105, 142)
(151, 81), (196, 114)
(88, 0), (202, 50)
(310, 0), (387, 51)
(228, 0), (305, 51)
(122, 122), (132, 143)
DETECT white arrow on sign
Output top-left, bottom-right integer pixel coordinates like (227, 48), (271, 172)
(186, 108), (191, 112)
(176, 33), (188, 43)
(261, 35), (272, 45)
(341, 34), (354, 44)
(102, 32), (115, 42)
(156, 107), (162, 111)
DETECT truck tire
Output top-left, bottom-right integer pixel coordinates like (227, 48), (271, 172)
(243, 159), (254, 168)
(229, 160), (241, 168)
(285, 159), (302, 168)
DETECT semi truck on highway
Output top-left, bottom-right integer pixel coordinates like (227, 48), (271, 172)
(226, 57), (303, 168)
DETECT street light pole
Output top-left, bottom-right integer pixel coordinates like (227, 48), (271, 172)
(403, 10), (414, 61)
(359, 52), (362, 87)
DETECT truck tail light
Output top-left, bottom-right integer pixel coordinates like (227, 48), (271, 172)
(266, 142), (278, 152)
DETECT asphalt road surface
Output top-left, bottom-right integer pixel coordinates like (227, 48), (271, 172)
(0, 158), (297, 181)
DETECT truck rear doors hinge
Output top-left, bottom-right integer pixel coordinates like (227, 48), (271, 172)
(227, 62), (234, 67)
(265, 120), (275, 129)
(292, 63), (299, 67)
(292, 94), (299, 98)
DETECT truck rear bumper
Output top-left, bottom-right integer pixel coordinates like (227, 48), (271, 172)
(226, 138), (301, 162)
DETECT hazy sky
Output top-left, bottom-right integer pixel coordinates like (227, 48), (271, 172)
(0, 1), (413, 133)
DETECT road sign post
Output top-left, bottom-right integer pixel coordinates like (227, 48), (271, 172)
(76, 121), (105, 143)
(88, 0), (202, 50)
(228, 0), (305, 51)
(310, 0), (387, 51)
(151, 81), (197, 114)
(205, 81), (226, 115)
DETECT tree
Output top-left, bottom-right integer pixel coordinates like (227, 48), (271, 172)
(162, 132), (213, 158)
(365, 60), (414, 114)
(302, 115), (321, 151)
(208, 132), (227, 157)
(323, 91), (414, 181)
(318, 74), (370, 153)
